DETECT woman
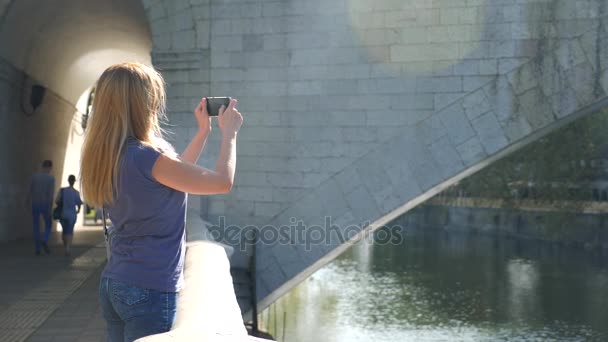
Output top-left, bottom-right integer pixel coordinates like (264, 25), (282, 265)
(55, 174), (83, 256)
(80, 62), (242, 341)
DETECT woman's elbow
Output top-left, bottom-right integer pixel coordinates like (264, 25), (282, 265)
(218, 178), (234, 194)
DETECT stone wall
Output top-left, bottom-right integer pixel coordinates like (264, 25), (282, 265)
(398, 203), (608, 250)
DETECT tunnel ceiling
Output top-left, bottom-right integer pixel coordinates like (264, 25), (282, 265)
(0, 0), (152, 104)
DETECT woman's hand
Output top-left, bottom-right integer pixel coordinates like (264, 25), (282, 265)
(217, 99), (243, 138)
(194, 98), (212, 134)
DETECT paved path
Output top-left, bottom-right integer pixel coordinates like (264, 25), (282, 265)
(0, 226), (107, 342)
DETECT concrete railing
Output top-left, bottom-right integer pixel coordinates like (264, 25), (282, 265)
(137, 210), (268, 341)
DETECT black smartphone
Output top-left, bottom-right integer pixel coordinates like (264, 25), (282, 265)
(206, 97), (231, 116)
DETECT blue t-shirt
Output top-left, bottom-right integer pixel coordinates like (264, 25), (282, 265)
(102, 137), (187, 292)
(58, 187), (83, 221)
(30, 172), (55, 206)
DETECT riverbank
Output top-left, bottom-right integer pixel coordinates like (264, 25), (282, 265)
(394, 197), (608, 252)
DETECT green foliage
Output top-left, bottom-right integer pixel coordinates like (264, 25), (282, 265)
(448, 108), (608, 203)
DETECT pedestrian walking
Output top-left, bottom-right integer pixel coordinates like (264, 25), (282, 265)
(28, 160), (55, 255)
(56, 175), (83, 256)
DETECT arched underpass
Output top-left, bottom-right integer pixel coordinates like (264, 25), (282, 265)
(0, 0), (151, 240)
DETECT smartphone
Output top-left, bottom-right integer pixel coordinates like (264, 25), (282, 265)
(206, 97), (231, 116)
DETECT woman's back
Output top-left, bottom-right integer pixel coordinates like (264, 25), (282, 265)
(60, 187), (82, 220)
(102, 137), (187, 292)
(85, 62), (243, 341)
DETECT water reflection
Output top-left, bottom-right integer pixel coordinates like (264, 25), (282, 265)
(260, 230), (608, 341)
(506, 259), (540, 323)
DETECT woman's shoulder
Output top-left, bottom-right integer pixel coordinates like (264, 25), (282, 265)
(64, 187), (79, 195)
(123, 139), (166, 179)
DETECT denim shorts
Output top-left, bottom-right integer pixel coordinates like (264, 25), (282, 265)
(99, 277), (177, 342)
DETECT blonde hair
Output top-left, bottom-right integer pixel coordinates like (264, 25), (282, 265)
(80, 62), (168, 207)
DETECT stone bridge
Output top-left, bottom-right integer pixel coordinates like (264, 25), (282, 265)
(1, 0), (607, 311)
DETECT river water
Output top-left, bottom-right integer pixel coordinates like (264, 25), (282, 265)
(260, 229), (608, 341)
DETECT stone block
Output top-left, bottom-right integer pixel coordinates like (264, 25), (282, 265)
(266, 172), (306, 188)
(359, 78), (417, 94)
(392, 94), (434, 110)
(290, 48), (327, 65)
(152, 32), (172, 50)
(550, 86), (580, 119)
(507, 61), (540, 95)
(415, 114), (448, 145)
(236, 172), (270, 187)
(440, 7), (460, 25)
(326, 65), (370, 80)
(434, 92), (467, 110)
(344, 185), (382, 225)
(463, 76), (495, 92)
(453, 60), (480, 76)
(315, 178), (350, 220)
(501, 115), (532, 142)
(554, 39), (587, 70)
(208, 199), (226, 215)
(471, 111), (509, 154)
(360, 28), (401, 46)
(400, 27), (429, 44)
(460, 41), (491, 60)
(234, 186), (273, 202)
(428, 25), (473, 43)
(438, 101), (476, 146)
(258, 250), (291, 287)
(254, 202), (281, 217)
(483, 75), (518, 122)
(223, 199), (256, 218)
(390, 43), (460, 62)
(517, 87), (555, 130)
(329, 111), (366, 126)
(192, 5), (210, 20)
(322, 80), (359, 95)
(356, 154), (393, 193)
(288, 81), (322, 95)
(172, 9), (195, 31)
(263, 34), (287, 50)
(601, 69), (608, 95)
(286, 32), (329, 49)
(341, 127), (378, 142)
(262, 2), (285, 17)
(456, 136), (487, 167)
(148, 3), (167, 21)
(395, 131), (445, 189)
(489, 40), (516, 58)
(553, 19), (597, 39)
(210, 68), (243, 82)
(335, 167), (363, 195)
(428, 135), (464, 180)
(566, 61), (606, 107)
(579, 27), (608, 71)
(463, 89), (492, 120)
(482, 23), (512, 41)
(171, 30), (196, 49)
(432, 76), (463, 93)
(244, 51), (289, 67)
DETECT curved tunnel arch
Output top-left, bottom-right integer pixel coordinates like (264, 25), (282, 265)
(0, 0), (152, 103)
(0, 0), (152, 240)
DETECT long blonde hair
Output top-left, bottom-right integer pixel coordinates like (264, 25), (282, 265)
(80, 62), (168, 207)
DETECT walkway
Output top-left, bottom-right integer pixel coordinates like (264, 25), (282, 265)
(0, 226), (107, 342)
